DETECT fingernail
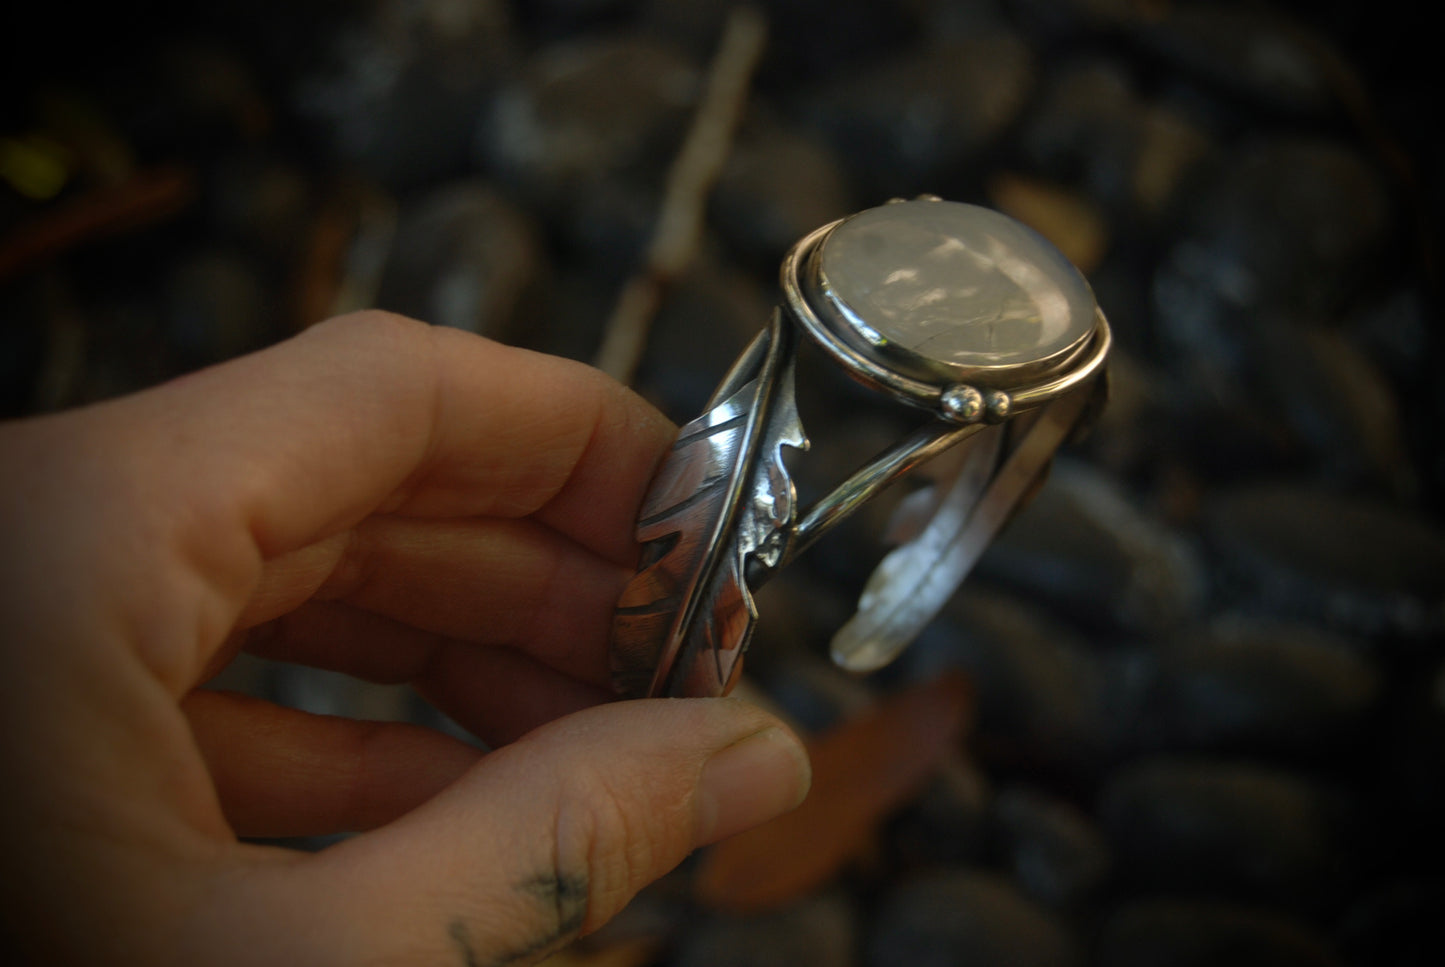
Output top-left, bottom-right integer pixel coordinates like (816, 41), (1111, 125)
(695, 727), (811, 846)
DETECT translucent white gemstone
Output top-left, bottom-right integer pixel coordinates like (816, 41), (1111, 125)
(818, 200), (1095, 368)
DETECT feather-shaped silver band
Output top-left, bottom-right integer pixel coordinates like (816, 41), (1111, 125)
(610, 198), (1111, 698)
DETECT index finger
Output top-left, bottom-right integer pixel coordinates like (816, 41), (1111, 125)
(1, 311), (672, 694)
(115, 311), (674, 566)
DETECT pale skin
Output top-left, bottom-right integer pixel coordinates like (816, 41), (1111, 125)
(0, 311), (811, 966)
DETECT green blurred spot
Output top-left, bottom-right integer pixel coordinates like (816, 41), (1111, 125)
(0, 135), (73, 200)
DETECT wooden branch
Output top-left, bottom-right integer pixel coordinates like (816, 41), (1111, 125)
(592, 5), (769, 384)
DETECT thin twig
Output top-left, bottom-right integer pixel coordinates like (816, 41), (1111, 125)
(592, 5), (769, 384)
(0, 166), (196, 284)
(289, 180), (398, 330)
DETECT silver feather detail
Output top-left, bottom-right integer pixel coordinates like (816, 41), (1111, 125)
(611, 314), (808, 698)
(830, 391), (1092, 672)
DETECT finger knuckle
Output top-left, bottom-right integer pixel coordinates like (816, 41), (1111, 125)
(560, 769), (684, 933)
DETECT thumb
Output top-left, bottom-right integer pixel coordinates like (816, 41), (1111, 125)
(212, 698), (810, 966)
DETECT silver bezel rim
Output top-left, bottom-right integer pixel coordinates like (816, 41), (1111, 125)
(780, 215), (1112, 416)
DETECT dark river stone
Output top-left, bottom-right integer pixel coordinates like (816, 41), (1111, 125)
(1365, 661), (1445, 874)
(164, 250), (272, 369)
(1336, 877), (1445, 967)
(478, 35), (699, 212)
(293, 0), (515, 188)
(888, 759), (994, 867)
(634, 247), (775, 420)
(992, 784), (1112, 912)
(756, 649), (876, 735)
(899, 586), (1112, 777)
(753, 0), (921, 85)
(1098, 757), (1351, 913)
(1130, 620), (1382, 763)
(1099, 899), (1344, 967)
(1126, 3), (1348, 115)
(1020, 58), (1214, 221)
(712, 107), (857, 268)
(677, 893), (857, 967)
(798, 30), (1035, 197)
(1263, 321), (1416, 497)
(868, 870), (1081, 967)
(1153, 138), (1392, 367)
(206, 153), (312, 267)
(976, 459), (1207, 636)
(375, 181), (545, 343)
(1202, 483), (1445, 637)
(513, 0), (638, 40)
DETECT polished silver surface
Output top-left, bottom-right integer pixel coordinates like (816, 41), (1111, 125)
(830, 389), (1092, 672)
(610, 198), (1111, 698)
(611, 313), (807, 699)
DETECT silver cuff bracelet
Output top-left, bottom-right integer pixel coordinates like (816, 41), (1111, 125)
(610, 196), (1111, 698)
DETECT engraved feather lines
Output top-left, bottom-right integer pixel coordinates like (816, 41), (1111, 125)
(611, 394), (753, 697)
(610, 323), (807, 697)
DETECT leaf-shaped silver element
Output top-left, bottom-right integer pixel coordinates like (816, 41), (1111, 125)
(831, 389), (1092, 672)
(611, 313), (808, 698)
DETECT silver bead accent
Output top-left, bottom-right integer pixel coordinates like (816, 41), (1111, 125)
(939, 384), (985, 423)
(984, 390), (1012, 423)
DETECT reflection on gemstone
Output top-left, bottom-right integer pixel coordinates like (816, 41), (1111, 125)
(818, 200), (1095, 368)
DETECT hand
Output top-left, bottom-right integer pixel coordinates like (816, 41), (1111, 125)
(0, 312), (810, 966)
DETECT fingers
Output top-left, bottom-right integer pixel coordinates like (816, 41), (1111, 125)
(16, 311), (673, 693)
(126, 311), (673, 563)
(241, 601), (615, 747)
(183, 689), (481, 838)
(236, 515), (627, 687)
(207, 699), (810, 966)
(412, 638), (615, 747)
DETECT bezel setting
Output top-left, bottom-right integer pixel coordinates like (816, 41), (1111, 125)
(780, 199), (1112, 420)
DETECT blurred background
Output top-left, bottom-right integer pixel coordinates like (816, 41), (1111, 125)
(2, 1), (1442, 965)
